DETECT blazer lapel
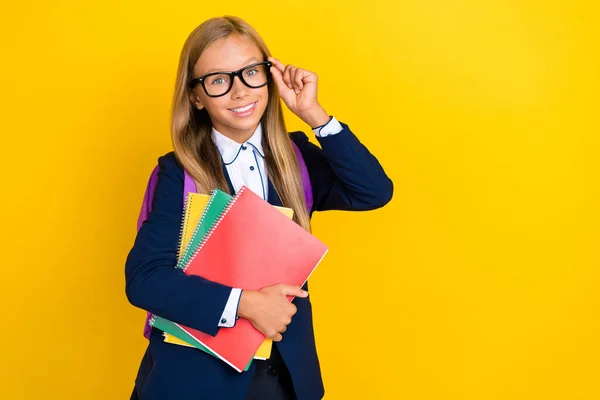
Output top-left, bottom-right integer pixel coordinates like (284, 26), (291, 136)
(267, 177), (283, 207)
(221, 162), (235, 194)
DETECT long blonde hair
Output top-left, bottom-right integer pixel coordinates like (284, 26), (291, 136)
(171, 16), (311, 232)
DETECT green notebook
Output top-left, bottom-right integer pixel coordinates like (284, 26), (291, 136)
(149, 189), (252, 371)
(150, 315), (252, 371)
(177, 189), (233, 269)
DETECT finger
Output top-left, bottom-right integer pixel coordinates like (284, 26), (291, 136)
(269, 65), (287, 93)
(283, 65), (294, 90)
(288, 66), (299, 92)
(266, 327), (279, 339)
(280, 285), (308, 297)
(289, 67), (300, 94)
(288, 303), (297, 317)
(293, 69), (305, 92)
(283, 65), (294, 89)
(284, 304), (297, 319)
(268, 57), (286, 74)
(300, 68), (318, 85)
(272, 333), (283, 342)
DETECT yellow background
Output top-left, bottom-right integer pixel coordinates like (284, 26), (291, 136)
(1, 0), (598, 399)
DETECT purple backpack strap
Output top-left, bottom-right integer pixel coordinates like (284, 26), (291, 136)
(137, 166), (197, 339)
(291, 142), (313, 212)
(183, 170), (197, 199)
(136, 165), (159, 231)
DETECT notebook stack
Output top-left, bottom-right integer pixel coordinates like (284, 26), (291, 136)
(149, 186), (328, 372)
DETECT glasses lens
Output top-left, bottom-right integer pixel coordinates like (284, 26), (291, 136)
(241, 63), (269, 88)
(204, 73), (231, 96)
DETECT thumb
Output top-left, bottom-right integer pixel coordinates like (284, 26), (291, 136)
(280, 285), (308, 298)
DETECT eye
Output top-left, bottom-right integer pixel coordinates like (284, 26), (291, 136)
(244, 68), (258, 77)
(208, 74), (229, 85)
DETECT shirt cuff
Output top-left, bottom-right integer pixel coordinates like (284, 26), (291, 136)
(312, 116), (343, 138)
(218, 288), (242, 328)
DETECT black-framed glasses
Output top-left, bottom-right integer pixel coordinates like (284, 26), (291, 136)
(188, 61), (272, 97)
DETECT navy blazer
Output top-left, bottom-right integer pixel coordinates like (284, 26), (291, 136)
(126, 122), (393, 400)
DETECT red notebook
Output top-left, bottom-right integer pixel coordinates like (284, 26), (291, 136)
(176, 186), (328, 372)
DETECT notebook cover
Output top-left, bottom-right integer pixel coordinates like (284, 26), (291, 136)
(179, 193), (211, 257)
(176, 186), (328, 372)
(164, 333), (194, 347)
(153, 317), (251, 371)
(252, 338), (273, 360)
(164, 333), (194, 348)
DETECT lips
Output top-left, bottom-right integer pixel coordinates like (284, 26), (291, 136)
(229, 101), (257, 117)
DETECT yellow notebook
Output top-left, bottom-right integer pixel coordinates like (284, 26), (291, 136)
(179, 193), (211, 255)
(164, 192), (295, 360)
(164, 332), (273, 360)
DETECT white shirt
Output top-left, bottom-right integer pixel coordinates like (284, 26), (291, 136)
(212, 123), (269, 202)
(213, 116), (344, 327)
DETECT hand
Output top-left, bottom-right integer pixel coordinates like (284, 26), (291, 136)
(268, 57), (330, 128)
(237, 284), (308, 342)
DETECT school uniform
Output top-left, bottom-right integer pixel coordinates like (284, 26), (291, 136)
(126, 117), (393, 400)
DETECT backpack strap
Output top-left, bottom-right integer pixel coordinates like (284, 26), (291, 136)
(137, 167), (196, 231)
(291, 141), (313, 212)
(183, 170), (197, 200)
(136, 165), (159, 232)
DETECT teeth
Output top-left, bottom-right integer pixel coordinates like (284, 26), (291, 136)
(230, 102), (255, 113)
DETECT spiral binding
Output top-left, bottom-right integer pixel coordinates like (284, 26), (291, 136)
(182, 186), (247, 272)
(178, 189), (218, 269)
(148, 315), (156, 327)
(175, 192), (194, 263)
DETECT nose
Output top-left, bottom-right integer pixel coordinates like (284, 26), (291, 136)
(230, 74), (250, 100)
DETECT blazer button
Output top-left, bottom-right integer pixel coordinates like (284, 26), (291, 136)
(220, 318), (227, 324)
(250, 166), (255, 171)
(242, 145), (247, 150)
(267, 365), (278, 377)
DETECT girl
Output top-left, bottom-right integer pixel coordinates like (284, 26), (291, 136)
(126, 16), (393, 400)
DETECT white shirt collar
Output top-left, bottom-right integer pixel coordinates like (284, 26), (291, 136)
(211, 123), (265, 164)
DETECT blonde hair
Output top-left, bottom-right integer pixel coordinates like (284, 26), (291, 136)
(171, 16), (311, 231)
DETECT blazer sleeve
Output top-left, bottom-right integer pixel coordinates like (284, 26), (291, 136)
(125, 152), (232, 337)
(291, 121), (394, 212)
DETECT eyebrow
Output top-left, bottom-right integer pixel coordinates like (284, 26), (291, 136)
(203, 57), (261, 75)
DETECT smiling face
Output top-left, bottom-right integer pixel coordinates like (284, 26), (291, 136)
(188, 34), (269, 143)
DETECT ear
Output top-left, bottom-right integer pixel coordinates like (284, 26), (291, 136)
(189, 92), (205, 110)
